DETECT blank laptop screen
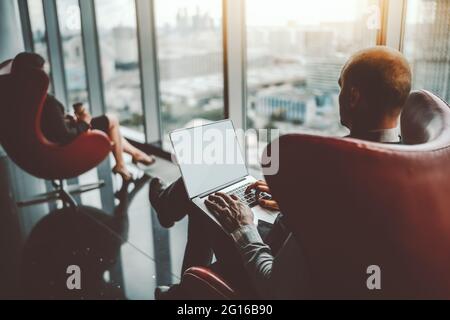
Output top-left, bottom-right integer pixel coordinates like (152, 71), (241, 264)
(170, 120), (248, 199)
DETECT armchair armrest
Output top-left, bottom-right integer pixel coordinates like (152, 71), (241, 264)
(37, 130), (112, 180)
(182, 267), (237, 300)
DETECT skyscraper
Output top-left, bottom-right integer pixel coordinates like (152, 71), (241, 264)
(404, 0), (450, 101)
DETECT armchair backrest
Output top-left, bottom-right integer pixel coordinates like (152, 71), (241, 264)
(0, 63), (50, 166)
(0, 60), (12, 75)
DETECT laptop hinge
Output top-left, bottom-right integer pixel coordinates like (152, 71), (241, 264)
(196, 176), (248, 199)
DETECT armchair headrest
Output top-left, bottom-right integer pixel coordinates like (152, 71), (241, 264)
(401, 90), (450, 145)
(0, 60), (13, 76)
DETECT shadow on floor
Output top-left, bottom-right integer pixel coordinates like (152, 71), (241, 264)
(19, 176), (150, 300)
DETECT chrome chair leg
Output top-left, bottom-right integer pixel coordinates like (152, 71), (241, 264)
(17, 179), (105, 209)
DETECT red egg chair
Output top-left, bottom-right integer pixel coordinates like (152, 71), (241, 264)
(0, 59), (112, 208)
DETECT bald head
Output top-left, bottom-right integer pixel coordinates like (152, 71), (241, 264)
(339, 46), (412, 132)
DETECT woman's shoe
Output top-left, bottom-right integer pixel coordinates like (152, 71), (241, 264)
(112, 165), (133, 182)
(132, 153), (156, 167)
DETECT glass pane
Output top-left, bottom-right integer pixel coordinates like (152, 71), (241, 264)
(246, 0), (379, 165)
(27, 0), (51, 76)
(154, 0), (225, 150)
(94, 0), (145, 134)
(56, 0), (89, 109)
(403, 0), (450, 101)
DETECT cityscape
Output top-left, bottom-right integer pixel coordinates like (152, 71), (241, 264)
(27, 0), (450, 158)
(403, 0), (450, 103)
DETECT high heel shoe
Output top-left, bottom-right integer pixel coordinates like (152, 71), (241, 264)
(132, 153), (156, 167)
(112, 165), (133, 182)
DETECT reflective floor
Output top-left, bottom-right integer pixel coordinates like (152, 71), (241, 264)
(2, 155), (189, 300)
(117, 157), (187, 300)
(1, 152), (264, 300)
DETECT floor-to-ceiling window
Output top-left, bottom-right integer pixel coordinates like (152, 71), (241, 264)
(403, 0), (450, 101)
(245, 0), (380, 164)
(94, 0), (145, 133)
(56, 0), (89, 108)
(10, 0), (450, 301)
(154, 0), (225, 150)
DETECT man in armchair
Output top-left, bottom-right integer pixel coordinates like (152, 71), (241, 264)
(150, 46), (412, 299)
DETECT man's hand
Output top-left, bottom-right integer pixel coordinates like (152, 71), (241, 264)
(246, 181), (280, 211)
(205, 192), (254, 233)
(77, 109), (92, 125)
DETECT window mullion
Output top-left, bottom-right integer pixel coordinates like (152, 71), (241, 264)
(385, 0), (408, 50)
(78, 0), (105, 116)
(42, 0), (68, 107)
(136, 0), (162, 144)
(224, 0), (247, 132)
(17, 0), (34, 52)
(78, 0), (116, 215)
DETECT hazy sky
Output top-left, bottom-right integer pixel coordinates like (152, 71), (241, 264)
(30, 0), (425, 33)
(57, 0), (374, 31)
(246, 0), (373, 26)
(94, 0), (222, 30)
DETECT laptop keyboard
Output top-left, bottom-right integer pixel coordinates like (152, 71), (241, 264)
(226, 183), (259, 208)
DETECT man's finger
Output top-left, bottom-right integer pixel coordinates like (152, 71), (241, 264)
(205, 199), (216, 211)
(208, 194), (229, 209)
(230, 194), (239, 201)
(215, 192), (237, 206)
(205, 200), (233, 226)
(258, 199), (279, 210)
(206, 199), (231, 218)
(255, 185), (271, 194)
(205, 199), (226, 214)
(246, 181), (270, 194)
(246, 181), (264, 193)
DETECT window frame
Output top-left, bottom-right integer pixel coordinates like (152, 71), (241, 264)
(18, 0), (408, 161)
(43, 0), (69, 108)
(136, 0), (161, 144)
(385, 0), (408, 50)
(18, 0), (34, 52)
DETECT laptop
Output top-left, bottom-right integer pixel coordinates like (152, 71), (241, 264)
(170, 120), (279, 231)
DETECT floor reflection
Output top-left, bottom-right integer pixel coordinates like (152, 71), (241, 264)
(20, 177), (148, 300)
(1, 156), (190, 300)
(21, 206), (126, 299)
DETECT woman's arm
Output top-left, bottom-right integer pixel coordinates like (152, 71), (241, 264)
(42, 95), (90, 144)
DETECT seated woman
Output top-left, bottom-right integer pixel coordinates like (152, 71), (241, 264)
(12, 52), (155, 181)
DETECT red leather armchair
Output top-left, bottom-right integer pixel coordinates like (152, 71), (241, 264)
(182, 90), (450, 299)
(0, 59), (112, 208)
(181, 267), (236, 300)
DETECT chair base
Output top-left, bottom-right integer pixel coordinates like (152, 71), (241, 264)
(17, 180), (105, 208)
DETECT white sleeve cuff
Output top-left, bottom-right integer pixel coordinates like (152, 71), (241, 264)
(231, 224), (264, 247)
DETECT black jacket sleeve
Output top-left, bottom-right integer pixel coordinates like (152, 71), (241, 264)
(41, 94), (90, 145)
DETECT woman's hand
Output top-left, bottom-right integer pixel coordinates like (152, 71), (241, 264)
(77, 109), (92, 125)
(205, 193), (254, 233)
(246, 180), (280, 211)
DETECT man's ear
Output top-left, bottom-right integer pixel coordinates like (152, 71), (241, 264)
(349, 87), (361, 110)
